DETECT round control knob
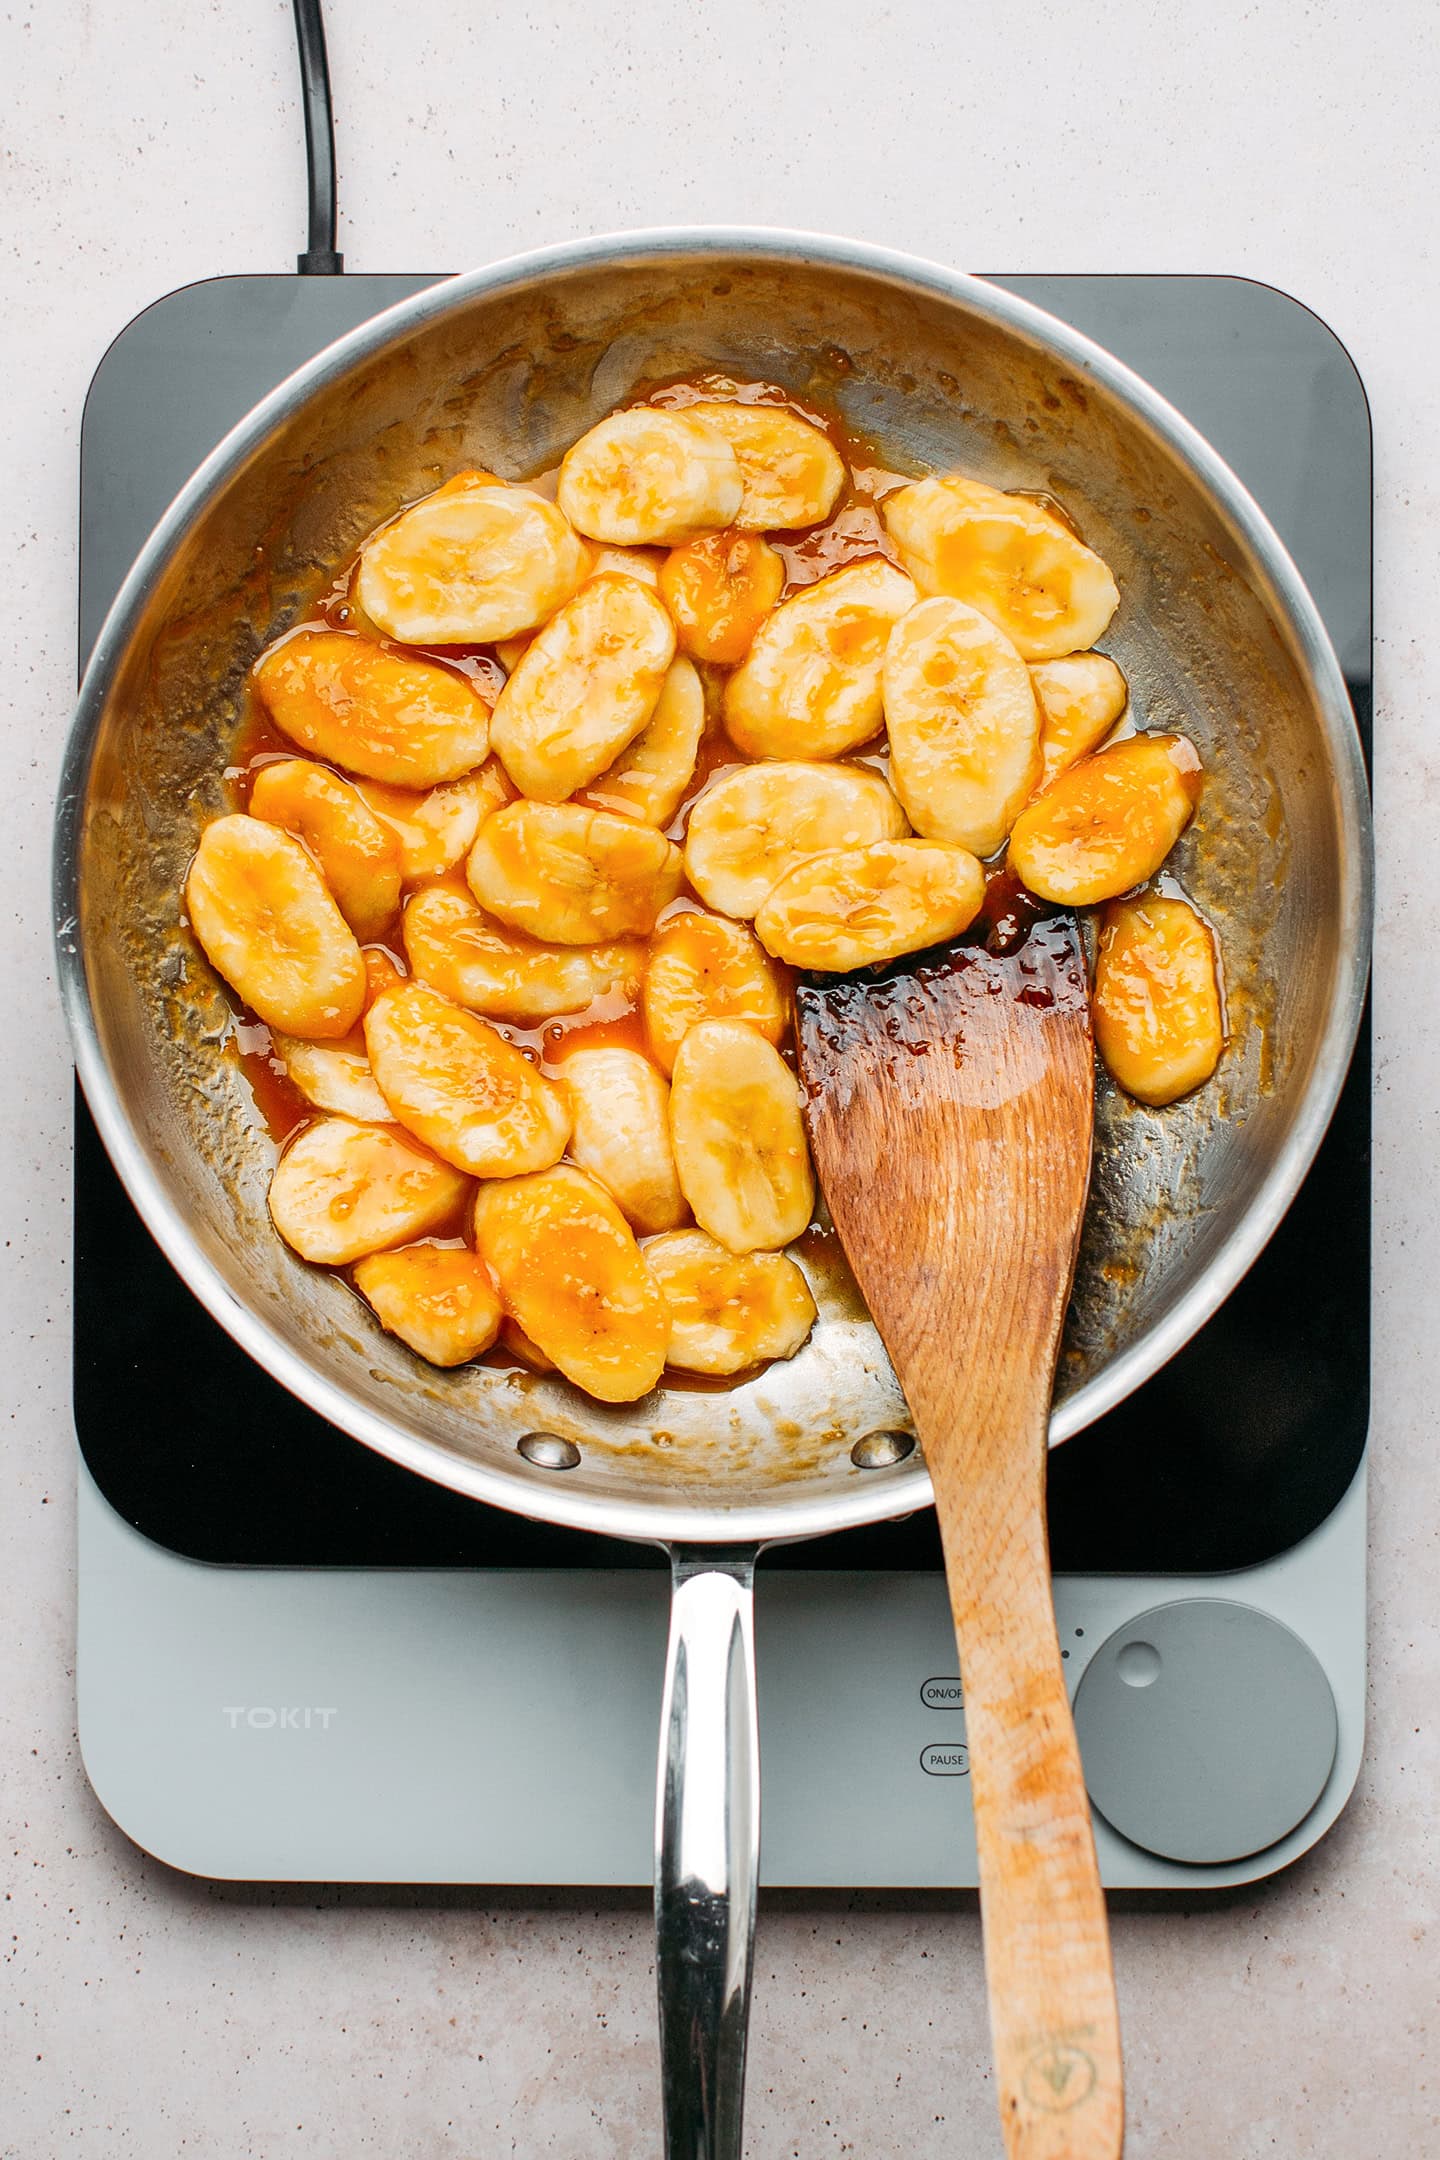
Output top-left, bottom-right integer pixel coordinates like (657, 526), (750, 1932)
(1072, 1598), (1338, 1865)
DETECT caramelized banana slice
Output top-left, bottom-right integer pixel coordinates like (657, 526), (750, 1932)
(495, 633), (533, 675)
(268, 1117), (469, 1265)
(186, 813), (365, 1038)
(669, 1019), (813, 1254)
(270, 1034), (394, 1123)
(559, 1045), (688, 1235)
(883, 476), (1119, 660)
(684, 760), (908, 920)
(472, 1164), (669, 1403)
(354, 482), (588, 644)
(1029, 653), (1129, 788)
(1093, 893), (1224, 1107)
(1007, 734), (1202, 905)
(557, 407), (743, 545)
(467, 802), (683, 945)
(584, 657), (704, 826)
(353, 1244), (503, 1367)
(490, 573), (676, 801)
(363, 948), (406, 1005)
(642, 912), (788, 1077)
(249, 759), (403, 942)
(688, 401), (846, 531)
(883, 597), (1041, 856)
(644, 1229), (817, 1374)
(659, 531), (785, 665)
(254, 630), (492, 788)
(364, 980), (570, 1177)
(405, 882), (642, 1021)
(498, 1313), (556, 1371)
(755, 838), (985, 971)
(724, 559), (916, 759)
(427, 467), (505, 495)
(355, 763), (512, 883)
(586, 543), (666, 587)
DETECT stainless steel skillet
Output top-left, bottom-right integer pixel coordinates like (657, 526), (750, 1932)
(54, 231), (1371, 2155)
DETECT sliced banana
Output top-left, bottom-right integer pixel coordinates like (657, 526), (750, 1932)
(186, 813), (366, 1038)
(559, 1045), (688, 1235)
(585, 543), (666, 588)
(684, 760), (908, 920)
(471, 1164), (669, 1403)
(364, 980), (571, 1178)
(248, 758), (403, 942)
(642, 911), (789, 1077)
(354, 763), (512, 883)
(428, 467), (504, 495)
(354, 480), (589, 644)
(556, 407), (744, 546)
(467, 801), (683, 945)
(882, 596), (1041, 857)
(755, 838), (986, 971)
(688, 401), (846, 530)
(489, 573), (676, 801)
(254, 630), (492, 788)
(495, 633), (534, 675)
(270, 1034), (394, 1123)
(643, 1229), (818, 1374)
(1092, 892), (1224, 1107)
(498, 1313), (556, 1371)
(723, 559), (917, 760)
(1007, 733), (1202, 905)
(669, 1019), (814, 1255)
(363, 948), (406, 1005)
(1029, 652), (1129, 789)
(268, 1117), (469, 1265)
(583, 656), (705, 827)
(882, 475), (1120, 661)
(404, 881), (642, 1022)
(658, 530), (786, 666)
(352, 1244), (503, 1367)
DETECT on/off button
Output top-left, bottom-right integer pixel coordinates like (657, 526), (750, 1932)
(921, 1676), (964, 1710)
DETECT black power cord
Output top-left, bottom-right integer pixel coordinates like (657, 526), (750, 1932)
(292, 0), (344, 273)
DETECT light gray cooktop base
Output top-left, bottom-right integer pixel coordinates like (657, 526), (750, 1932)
(78, 1464), (1366, 1888)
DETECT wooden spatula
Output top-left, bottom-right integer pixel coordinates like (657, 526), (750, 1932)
(796, 913), (1123, 2160)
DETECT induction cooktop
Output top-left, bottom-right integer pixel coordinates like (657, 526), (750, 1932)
(73, 272), (1371, 1887)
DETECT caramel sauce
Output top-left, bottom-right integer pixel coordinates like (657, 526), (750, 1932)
(230, 1020), (312, 1146)
(224, 705), (300, 809)
(775, 502), (900, 590)
(534, 999), (651, 1074)
(973, 864), (1059, 957)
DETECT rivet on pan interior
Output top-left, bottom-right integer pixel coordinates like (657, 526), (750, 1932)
(518, 1431), (581, 1470)
(851, 1428), (916, 1470)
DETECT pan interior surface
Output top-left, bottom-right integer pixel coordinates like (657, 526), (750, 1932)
(60, 239), (1368, 1545)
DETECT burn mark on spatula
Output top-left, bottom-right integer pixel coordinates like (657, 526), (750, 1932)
(795, 913), (1092, 1118)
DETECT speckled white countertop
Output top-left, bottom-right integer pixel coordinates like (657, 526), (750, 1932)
(4, 1), (1437, 2152)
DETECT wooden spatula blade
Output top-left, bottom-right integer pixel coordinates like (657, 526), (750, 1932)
(797, 917), (1094, 1392)
(797, 915), (1124, 2160)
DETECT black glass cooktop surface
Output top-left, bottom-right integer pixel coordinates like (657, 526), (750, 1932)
(73, 273), (1371, 1573)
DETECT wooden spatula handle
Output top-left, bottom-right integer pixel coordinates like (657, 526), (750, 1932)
(795, 921), (1121, 2155)
(935, 1428), (1123, 2160)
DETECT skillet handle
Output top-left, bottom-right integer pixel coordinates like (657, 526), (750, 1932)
(655, 1545), (761, 2160)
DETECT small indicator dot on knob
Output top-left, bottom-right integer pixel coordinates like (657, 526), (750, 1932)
(1116, 1640), (1162, 1688)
